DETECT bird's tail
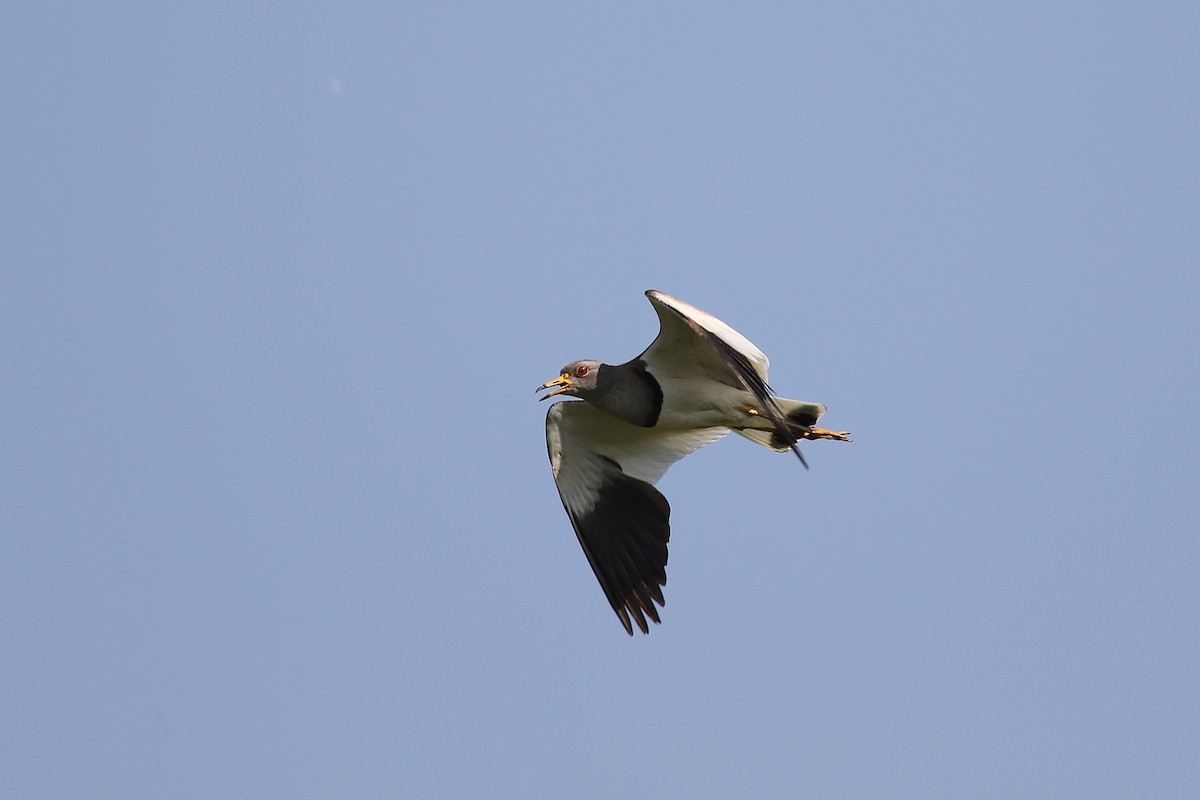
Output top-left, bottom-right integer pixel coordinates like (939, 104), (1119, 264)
(733, 397), (828, 452)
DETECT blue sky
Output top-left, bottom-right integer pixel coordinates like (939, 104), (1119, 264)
(3, 2), (1198, 797)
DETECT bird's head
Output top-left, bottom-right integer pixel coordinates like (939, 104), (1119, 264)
(538, 360), (602, 401)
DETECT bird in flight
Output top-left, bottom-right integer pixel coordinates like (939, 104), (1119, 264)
(538, 290), (850, 635)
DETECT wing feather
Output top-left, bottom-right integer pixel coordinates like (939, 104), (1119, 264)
(545, 401), (725, 634)
(638, 290), (770, 384)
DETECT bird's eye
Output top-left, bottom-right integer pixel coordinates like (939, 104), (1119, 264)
(575, 365), (590, 378)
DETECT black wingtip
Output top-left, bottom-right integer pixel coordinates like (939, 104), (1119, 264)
(566, 469), (671, 637)
(791, 443), (810, 469)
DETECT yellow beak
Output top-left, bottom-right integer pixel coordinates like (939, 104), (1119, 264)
(537, 373), (572, 401)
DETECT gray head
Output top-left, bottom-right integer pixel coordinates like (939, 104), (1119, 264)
(537, 360), (603, 401)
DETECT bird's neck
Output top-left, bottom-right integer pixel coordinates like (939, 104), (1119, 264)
(594, 361), (663, 427)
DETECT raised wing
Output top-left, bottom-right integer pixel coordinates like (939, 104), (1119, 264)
(641, 290), (810, 466)
(638, 290), (770, 387)
(545, 401), (727, 634)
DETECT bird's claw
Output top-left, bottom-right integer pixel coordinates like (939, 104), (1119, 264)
(804, 427), (852, 442)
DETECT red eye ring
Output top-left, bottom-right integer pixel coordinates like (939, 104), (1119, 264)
(575, 365), (589, 378)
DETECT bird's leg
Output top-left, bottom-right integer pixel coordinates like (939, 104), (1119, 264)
(743, 403), (852, 441)
(802, 427), (852, 442)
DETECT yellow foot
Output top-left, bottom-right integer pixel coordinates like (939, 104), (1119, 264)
(804, 427), (852, 442)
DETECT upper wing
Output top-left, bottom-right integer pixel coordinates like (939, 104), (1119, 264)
(545, 401), (727, 634)
(640, 290), (810, 466)
(638, 290), (770, 385)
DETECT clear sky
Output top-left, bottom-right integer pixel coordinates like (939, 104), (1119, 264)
(3, 2), (1198, 798)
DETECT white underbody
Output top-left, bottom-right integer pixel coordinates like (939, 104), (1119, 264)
(651, 373), (770, 432)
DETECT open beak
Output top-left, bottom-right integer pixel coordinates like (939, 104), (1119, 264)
(537, 373), (572, 401)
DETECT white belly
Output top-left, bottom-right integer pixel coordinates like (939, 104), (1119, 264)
(653, 377), (768, 431)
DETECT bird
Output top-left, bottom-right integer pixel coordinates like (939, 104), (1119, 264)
(538, 290), (850, 635)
